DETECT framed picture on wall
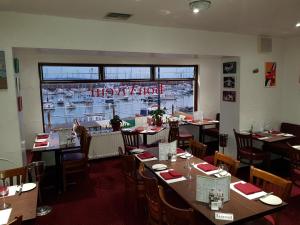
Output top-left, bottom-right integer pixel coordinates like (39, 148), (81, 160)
(223, 91), (236, 102)
(0, 51), (7, 89)
(265, 62), (276, 87)
(223, 62), (237, 74)
(223, 76), (235, 88)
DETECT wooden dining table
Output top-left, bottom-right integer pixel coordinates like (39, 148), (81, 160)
(185, 119), (219, 142)
(32, 132), (80, 192)
(252, 131), (295, 143)
(136, 150), (287, 225)
(5, 184), (38, 221)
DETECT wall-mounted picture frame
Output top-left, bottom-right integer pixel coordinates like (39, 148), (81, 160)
(223, 91), (236, 102)
(223, 62), (237, 74)
(223, 76), (235, 88)
(265, 62), (276, 87)
(0, 50), (7, 89)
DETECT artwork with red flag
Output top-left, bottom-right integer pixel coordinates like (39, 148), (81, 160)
(265, 62), (276, 87)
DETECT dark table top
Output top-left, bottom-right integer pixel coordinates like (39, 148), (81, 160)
(140, 151), (286, 225)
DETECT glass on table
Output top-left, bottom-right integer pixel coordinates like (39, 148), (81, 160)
(217, 163), (229, 177)
(0, 179), (10, 210)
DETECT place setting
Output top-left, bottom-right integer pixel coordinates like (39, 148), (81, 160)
(155, 169), (186, 184)
(135, 151), (157, 162)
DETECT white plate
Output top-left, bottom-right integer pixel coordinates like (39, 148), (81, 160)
(292, 145), (300, 150)
(180, 153), (192, 159)
(259, 195), (282, 206)
(152, 164), (168, 171)
(283, 133), (294, 137)
(22, 183), (37, 192)
(130, 148), (145, 154)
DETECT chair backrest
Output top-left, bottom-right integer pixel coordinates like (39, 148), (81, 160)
(287, 143), (300, 168)
(233, 129), (253, 152)
(189, 139), (207, 159)
(75, 125), (87, 148)
(0, 167), (27, 185)
(158, 185), (194, 225)
(250, 166), (292, 202)
(7, 216), (22, 225)
(213, 151), (240, 176)
(168, 121), (179, 143)
(121, 130), (140, 153)
(139, 170), (162, 223)
(121, 154), (137, 181)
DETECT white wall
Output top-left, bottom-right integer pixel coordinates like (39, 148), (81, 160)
(13, 48), (221, 149)
(282, 37), (300, 124)
(0, 11), (286, 164)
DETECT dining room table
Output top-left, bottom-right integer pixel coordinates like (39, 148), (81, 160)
(131, 125), (166, 146)
(31, 132), (80, 192)
(185, 119), (219, 142)
(252, 130), (295, 143)
(1, 183), (39, 222)
(133, 148), (287, 225)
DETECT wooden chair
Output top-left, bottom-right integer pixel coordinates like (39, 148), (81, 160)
(213, 151), (240, 176)
(121, 130), (140, 153)
(7, 216), (22, 225)
(121, 155), (145, 214)
(158, 185), (194, 225)
(62, 127), (91, 191)
(139, 170), (162, 225)
(189, 139), (207, 160)
(287, 143), (300, 187)
(0, 167), (27, 185)
(203, 113), (220, 143)
(249, 166), (292, 225)
(233, 129), (270, 166)
(168, 121), (193, 149)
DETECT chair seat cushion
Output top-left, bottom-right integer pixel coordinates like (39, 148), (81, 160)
(205, 128), (219, 137)
(62, 152), (85, 161)
(239, 147), (268, 160)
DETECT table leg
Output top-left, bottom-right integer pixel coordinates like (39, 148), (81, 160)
(54, 150), (62, 193)
(143, 134), (147, 146)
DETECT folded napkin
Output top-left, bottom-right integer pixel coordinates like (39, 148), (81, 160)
(185, 115), (193, 121)
(176, 148), (185, 154)
(34, 142), (48, 147)
(234, 182), (262, 195)
(253, 133), (264, 138)
(37, 134), (49, 139)
(151, 127), (161, 131)
(137, 152), (155, 159)
(160, 171), (183, 180)
(197, 163), (218, 172)
(134, 127), (145, 132)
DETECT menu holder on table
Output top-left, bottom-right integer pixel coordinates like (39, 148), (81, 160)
(230, 181), (266, 200)
(196, 175), (230, 204)
(159, 141), (177, 160)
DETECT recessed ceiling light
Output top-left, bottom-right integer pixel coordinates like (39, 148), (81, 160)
(296, 22), (300, 28)
(189, 0), (211, 14)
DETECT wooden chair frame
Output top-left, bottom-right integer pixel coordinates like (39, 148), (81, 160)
(0, 167), (27, 185)
(287, 143), (300, 187)
(213, 151), (240, 176)
(189, 139), (207, 160)
(121, 130), (140, 153)
(158, 185), (194, 225)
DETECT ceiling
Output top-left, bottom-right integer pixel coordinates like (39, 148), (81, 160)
(1, 0), (300, 37)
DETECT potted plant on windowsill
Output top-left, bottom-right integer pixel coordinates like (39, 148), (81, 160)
(110, 115), (122, 131)
(150, 108), (165, 127)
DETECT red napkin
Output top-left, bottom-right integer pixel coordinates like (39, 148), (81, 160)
(160, 171), (183, 180)
(176, 148), (185, 154)
(37, 134), (49, 139)
(137, 152), (155, 159)
(253, 133), (264, 138)
(34, 142), (48, 147)
(151, 127), (161, 131)
(234, 182), (262, 195)
(185, 115), (193, 121)
(134, 127), (144, 132)
(197, 163), (218, 172)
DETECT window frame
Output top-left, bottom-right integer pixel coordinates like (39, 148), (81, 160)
(38, 63), (199, 131)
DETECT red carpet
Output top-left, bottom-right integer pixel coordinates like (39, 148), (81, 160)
(24, 157), (300, 225)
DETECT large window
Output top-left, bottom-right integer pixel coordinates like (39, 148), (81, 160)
(39, 64), (197, 132)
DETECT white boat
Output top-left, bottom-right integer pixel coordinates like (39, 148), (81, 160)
(66, 102), (76, 110)
(57, 98), (64, 105)
(56, 88), (64, 94)
(65, 91), (74, 98)
(43, 102), (55, 110)
(160, 94), (176, 100)
(83, 96), (94, 103)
